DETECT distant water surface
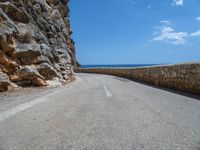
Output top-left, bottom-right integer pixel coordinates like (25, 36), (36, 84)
(81, 64), (162, 68)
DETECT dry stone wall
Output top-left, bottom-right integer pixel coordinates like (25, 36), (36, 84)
(76, 63), (200, 94)
(0, 0), (76, 91)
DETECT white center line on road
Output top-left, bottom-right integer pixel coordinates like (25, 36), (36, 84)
(0, 77), (83, 123)
(103, 86), (112, 97)
(96, 77), (112, 97)
(0, 96), (52, 122)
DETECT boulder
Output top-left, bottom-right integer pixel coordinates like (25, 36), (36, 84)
(0, 70), (18, 92)
(46, 77), (62, 87)
(32, 77), (47, 86)
(15, 42), (42, 65)
(17, 23), (47, 44)
(19, 65), (44, 81)
(36, 62), (58, 80)
(0, 51), (18, 69)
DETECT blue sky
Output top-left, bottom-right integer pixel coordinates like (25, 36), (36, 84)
(69, 0), (200, 65)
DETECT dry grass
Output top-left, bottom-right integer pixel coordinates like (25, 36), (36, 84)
(23, 31), (32, 43)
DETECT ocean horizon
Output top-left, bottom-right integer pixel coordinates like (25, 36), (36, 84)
(80, 64), (163, 68)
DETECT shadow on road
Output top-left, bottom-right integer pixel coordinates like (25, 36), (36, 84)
(112, 76), (200, 101)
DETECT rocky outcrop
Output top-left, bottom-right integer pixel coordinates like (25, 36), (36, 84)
(0, 0), (76, 91)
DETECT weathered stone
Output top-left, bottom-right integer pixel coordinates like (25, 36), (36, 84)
(40, 43), (54, 60)
(0, 80), (17, 92)
(0, 70), (9, 81)
(0, 0), (75, 91)
(0, 8), (18, 35)
(36, 0), (53, 12)
(0, 2), (30, 23)
(33, 4), (42, 15)
(191, 69), (197, 74)
(0, 51), (18, 69)
(19, 65), (44, 81)
(171, 72), (177, 78)
(181, 69), (187, 74)
(0, 70), (18, 92)
(35, 55), (51, 64)
(0, 35), (15, 53)
(15, 43), (42, 64)
(76, 63), (200, 94)
(17, 23), (46, 43)
(36, 62), (58, 80)
(32, 77), (47, 86)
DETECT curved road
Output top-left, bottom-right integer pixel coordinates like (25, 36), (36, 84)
(0, 73), (200, 150)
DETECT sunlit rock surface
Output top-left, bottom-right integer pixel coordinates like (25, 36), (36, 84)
(0, 0), (76, 91)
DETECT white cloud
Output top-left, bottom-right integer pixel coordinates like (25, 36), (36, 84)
(172, 0), (184, 6)
(190, 30), (200, 37)
(196, 16), (200, 21)
(160, 20), (172, 26)
(153, 26), (188, 44)
(152, 16), (200, 44)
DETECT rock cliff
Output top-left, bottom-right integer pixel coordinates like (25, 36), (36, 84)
(0, 0), (76, 91)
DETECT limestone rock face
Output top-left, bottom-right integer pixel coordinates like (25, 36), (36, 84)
(0, 69), (18, 92)
(0, 0), (76, 91)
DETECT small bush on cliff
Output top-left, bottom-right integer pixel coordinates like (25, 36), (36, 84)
(24, 32), (33, 43)
(17, 31), (33, 43)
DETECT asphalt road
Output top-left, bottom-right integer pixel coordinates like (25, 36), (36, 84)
(0, 73), (200, 150)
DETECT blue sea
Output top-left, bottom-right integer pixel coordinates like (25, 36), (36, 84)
(81, 64), (162, 68)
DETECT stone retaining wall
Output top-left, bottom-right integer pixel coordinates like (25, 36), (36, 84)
(75, 63), (200, 94)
